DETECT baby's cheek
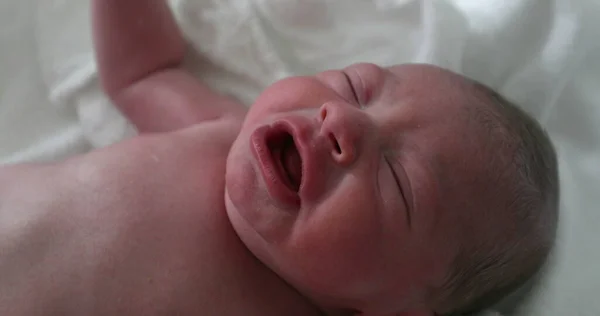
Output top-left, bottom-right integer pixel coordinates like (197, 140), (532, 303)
(247, 76), (337, 120)
(287, 185), (383, 291)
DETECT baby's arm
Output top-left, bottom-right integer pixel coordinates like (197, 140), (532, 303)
(92, 0), (245, 133)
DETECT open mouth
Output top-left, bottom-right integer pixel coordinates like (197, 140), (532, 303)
(267, 130), (303, 192)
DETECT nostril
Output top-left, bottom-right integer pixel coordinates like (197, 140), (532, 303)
(320, 107), (328, 122)
(329, 133), (342, 155)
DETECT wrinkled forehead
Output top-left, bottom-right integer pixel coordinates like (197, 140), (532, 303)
(376, 64), (482, 140)
(384, 64), (476, 113)
(385, 63), (470, 85)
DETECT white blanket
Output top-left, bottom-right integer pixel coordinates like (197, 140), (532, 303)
(1, 0), (599, 315)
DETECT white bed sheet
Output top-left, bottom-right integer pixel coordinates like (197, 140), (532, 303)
(0, 0), (90, 163)
(1, 0), (599, 315)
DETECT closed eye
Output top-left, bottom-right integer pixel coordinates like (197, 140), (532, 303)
(343, 72), (361, 106)
(386, 157), (411, 226)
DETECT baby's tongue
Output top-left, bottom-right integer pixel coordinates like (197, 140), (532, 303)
(282, 141), (302, 191)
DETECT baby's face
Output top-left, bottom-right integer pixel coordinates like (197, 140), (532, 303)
(225, 63), (480, 314)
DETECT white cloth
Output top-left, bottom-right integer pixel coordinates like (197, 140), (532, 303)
(1, 0), (599, 315)
(0, 0), (90, 163)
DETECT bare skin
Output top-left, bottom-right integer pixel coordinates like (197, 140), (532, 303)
(0, 124), (322, 315)
(0, 0), (320, 315)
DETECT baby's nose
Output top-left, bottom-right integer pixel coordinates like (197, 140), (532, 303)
(318, 101), (366, 167)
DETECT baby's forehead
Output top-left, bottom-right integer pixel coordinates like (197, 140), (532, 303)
(374, 64), (477, 118)
(383, 64), (491, 123)
(385, 63), (467, 82)
(385, 64), (478, 98)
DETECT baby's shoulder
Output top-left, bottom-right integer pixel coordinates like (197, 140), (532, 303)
(61, 117), (242, 204)
(87, 116), (241, 173)
(171, 115), (243, 157)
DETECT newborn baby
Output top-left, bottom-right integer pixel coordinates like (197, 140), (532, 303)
(0, 0), (559, 315)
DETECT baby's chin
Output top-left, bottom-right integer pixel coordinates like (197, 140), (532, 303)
(223, 188), (246, 237)
(224, 188), (365, 314)
(224, 187), (280, 265)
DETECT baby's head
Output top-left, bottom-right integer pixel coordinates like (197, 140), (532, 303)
(224, 63), (559, 315)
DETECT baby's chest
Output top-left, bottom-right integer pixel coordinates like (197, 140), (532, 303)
(63, 163), (320, 315)
(0, 163), (321, 316)
(63, 139), (232, 262)
(68, 132), (229, 209)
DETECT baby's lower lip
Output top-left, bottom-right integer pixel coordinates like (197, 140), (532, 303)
(250, 125), (300, 209)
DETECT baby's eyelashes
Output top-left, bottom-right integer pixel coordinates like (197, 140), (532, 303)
(342, 72), (362, 107)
